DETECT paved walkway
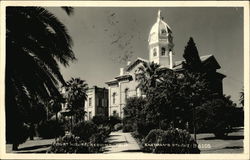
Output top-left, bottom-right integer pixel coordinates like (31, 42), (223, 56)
(103, 131), (142, 153)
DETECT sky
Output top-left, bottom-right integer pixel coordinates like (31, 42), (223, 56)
(48, 7), (243, 104)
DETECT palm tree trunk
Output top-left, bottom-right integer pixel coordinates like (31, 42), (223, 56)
(56, 112), (58, 122)
(29, 123), (34, 140)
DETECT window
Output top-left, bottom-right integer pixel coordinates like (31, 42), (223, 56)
(161, 47), (166, 56)
(89, 97), (92, 106)
(161, 29), (167, 35)
(89, 111), (92, 119)
(99, 98), (102, 106)
(113, 110), (118, 117)
(102, 98), (104, 106)
(153, 48), (157, 57)
(125, 88), (129, 100)
(96, 97), (99, 106)
(136, 87), (141, 97)
(112, 92), (116, 104)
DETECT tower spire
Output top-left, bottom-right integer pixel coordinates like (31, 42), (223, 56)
(149, 10), (174, 68)
(157, 10), (163, 20)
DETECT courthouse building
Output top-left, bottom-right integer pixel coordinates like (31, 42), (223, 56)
(105, 10), (225, 118)
(84, 86), (109, 120)
(61, 85), (108, 120)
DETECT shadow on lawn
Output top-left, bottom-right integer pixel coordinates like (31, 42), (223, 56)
(202, 135), (244, 140)
(17, 144), (51, 151)
(121, 149), (142, 152)
(223, 146), (243, 149)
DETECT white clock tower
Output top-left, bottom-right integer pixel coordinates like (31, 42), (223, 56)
(148, 10), (174, 68)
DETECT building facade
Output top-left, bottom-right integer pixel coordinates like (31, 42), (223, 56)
(105, 10), (225, 118)
(84, 86), (109, 120)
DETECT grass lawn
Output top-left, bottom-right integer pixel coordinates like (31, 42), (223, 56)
(6, 137), (55, 153)
(5, 128), (243, 154)
(196, 127), (244, 153)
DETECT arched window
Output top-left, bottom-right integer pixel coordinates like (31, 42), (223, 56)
(112, 92), (116, 104)
(161, 47), (166, 56)
(125, 88), (129, 100)
(161, 29), (167, 35)
(153, 48), (157, 57)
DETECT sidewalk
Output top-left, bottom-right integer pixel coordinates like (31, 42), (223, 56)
(103, 131), (142, 153)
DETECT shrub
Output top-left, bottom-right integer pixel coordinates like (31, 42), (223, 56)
(97, 125), (111, 137)
(143, 129), (164, 152)
(92, 115), (109, 126)
(159, 119), (170, 130)
(108, 116), (121, 127)
(123, 123), (134, 132)
(114, 123), (123, 131)
(72, 121), (98, 142)
(37, 119), (64, 139)
(137, 121), (156, 138)
(48, 133), (89, 153)
(213, 121), (231, 138)
(143, 128), (200, 153)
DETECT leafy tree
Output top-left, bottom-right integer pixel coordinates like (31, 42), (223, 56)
(183, 37), (202, 71)
(65, 77), (88, 123)
(123, 97), (147, 132)
(196, 95), (239, 138)
(6, 7), (75, 150)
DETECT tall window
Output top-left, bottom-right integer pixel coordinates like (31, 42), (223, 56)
(136, 87), (141, 97)
(102, 98), (104, 106)
(125, 88), (129, 100)
(89, 97), (92, 106)
(161, 47), (166, 56)
(153, 48), (157, 57)
(112, 92), (116, 104)
(89, 111), (92, 119)
(99, 98), (102, 106)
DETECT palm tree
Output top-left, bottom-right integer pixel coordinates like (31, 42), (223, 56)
(65, 78), (88, 123)
(136, 62), (161, 94)
(6, 7), (75, 150)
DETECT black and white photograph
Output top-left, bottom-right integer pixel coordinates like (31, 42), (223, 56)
(0, 1), (249, 159)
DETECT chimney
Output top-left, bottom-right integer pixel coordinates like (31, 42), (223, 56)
(120, 68), (124, 76)
(127, 61), (131, 66)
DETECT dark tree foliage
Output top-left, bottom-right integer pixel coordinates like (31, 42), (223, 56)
(65, 77), (88, 123)
(92, 114), (109, 126)
(183, 37), (202, 71)
(6, 7), (75, 150)
(136, 62), (161, 93)
(123, 97), (147, 132)
(196, 95), (243, 137)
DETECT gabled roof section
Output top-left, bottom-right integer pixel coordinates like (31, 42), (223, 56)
(126, 57), (149, 72)
(200, 55), (221, 70)
(173, 54), (221, 70)
(105, 79), (118, 85)
(115, 74), (133, 81)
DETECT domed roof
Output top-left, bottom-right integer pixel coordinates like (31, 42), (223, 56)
(148, 10), (172, 43)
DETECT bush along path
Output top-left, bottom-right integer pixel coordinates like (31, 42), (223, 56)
(103, 131), (142, 153)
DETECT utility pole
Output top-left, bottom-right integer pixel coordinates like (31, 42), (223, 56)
(192, 103), (196, 141)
